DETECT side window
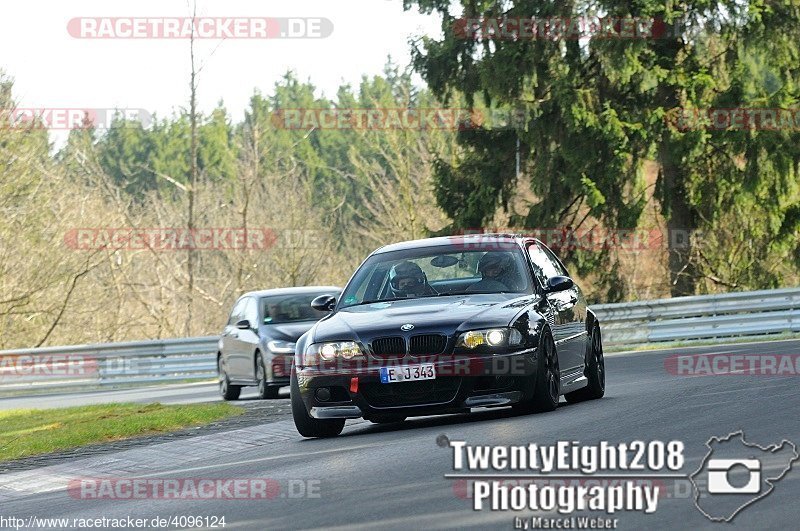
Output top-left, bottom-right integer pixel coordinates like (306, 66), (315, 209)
(527, 243), (563, 285)
(227, 299), (246, 326)
(244, 297), (259, 325)
(540, 245), (569, 277)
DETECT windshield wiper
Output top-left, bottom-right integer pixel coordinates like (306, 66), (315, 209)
(350, 294), (442, 306)
(348, 297), (415, 306)
(455, 291), (512, 295)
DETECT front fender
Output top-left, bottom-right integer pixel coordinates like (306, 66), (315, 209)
(586, 307), (599, 334)
(294, 329), (313, 369)
(510, 304), (548, 351)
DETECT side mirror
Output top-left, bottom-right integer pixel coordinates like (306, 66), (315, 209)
(236, 319), (252, 330)
(311, 294), (337, 312)
(545, 276), (574, 293)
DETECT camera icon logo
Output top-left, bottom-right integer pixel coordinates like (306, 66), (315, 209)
(707, 458), (761, 494)
(691, 431), (799, 522)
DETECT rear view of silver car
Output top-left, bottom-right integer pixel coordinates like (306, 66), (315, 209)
(217, 286), (340, 400)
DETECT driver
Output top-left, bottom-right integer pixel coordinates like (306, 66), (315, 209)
(389, 261), (435, 298)
(264, 302), (280, 323)
(467, 252), (514, 293)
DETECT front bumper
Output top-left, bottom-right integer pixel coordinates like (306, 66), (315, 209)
(267, 353), (293, 385)
(296, 350), (536, 420)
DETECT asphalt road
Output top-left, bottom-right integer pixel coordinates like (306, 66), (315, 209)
(2, 339), (799, 530)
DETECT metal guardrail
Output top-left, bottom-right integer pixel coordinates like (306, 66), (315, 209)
(0, 287), (798, 394)
(593, 287), (800, 345)
(0, 336), (219, 395)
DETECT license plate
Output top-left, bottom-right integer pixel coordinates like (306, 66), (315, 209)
(380, 364), (436, 383)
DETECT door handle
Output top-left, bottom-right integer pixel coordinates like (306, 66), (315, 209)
(230, 332), (239, 338)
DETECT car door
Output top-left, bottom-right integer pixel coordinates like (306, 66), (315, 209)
(539, 243), (589, 370)
(238, 296), (262, 380)
(227, 296), (259, 379)
(526, 242), (586, 374)
(221, 298), (247, 379)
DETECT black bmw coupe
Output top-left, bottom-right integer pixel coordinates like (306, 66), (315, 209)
(291, 234), (605, 437)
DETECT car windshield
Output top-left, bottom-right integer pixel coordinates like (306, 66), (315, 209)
(261, 293), (333, 324)
(339, 245), (533, 308)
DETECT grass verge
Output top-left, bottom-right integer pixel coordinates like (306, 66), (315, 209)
(0, 402), (243, 462)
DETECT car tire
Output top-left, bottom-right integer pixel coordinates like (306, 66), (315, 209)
(256, 352), (281, 399)
(513, 327), (559, 413)
(565, 324), (605, 403)
(368, 415), (407, 424)
(218, 356), (241, 401)
(291, 372), (345, 438)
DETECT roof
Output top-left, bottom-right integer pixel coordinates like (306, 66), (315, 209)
(373, 233), (527, 255)
(241, 286), (341, 299)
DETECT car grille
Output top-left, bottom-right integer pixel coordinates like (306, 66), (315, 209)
(361, 378), (461, 407)
(409, 334), (447, 356)
(371, 337), (406, 358)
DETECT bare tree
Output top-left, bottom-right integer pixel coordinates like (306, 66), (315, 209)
(185, 2), (199, 336)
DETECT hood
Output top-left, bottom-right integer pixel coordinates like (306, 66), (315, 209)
(312, 293), (539, 343)
(262, 321), (318, 342)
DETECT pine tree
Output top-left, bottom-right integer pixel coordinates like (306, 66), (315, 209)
(405, 0), (800, 297)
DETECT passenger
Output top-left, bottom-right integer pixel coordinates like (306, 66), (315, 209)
(467, 252), (515, 293)
(264, 302), (288, 323)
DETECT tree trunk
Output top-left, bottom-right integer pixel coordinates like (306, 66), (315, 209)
(186, 6), (198, 336)
(658, 142), (696, 297)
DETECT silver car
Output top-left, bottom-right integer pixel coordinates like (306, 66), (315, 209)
(217, 286), (340, 400)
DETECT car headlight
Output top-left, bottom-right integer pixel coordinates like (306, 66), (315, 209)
(267, 340), (296, 354)
(456, 328), (523, 350)
(304, 341), (364, 364)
